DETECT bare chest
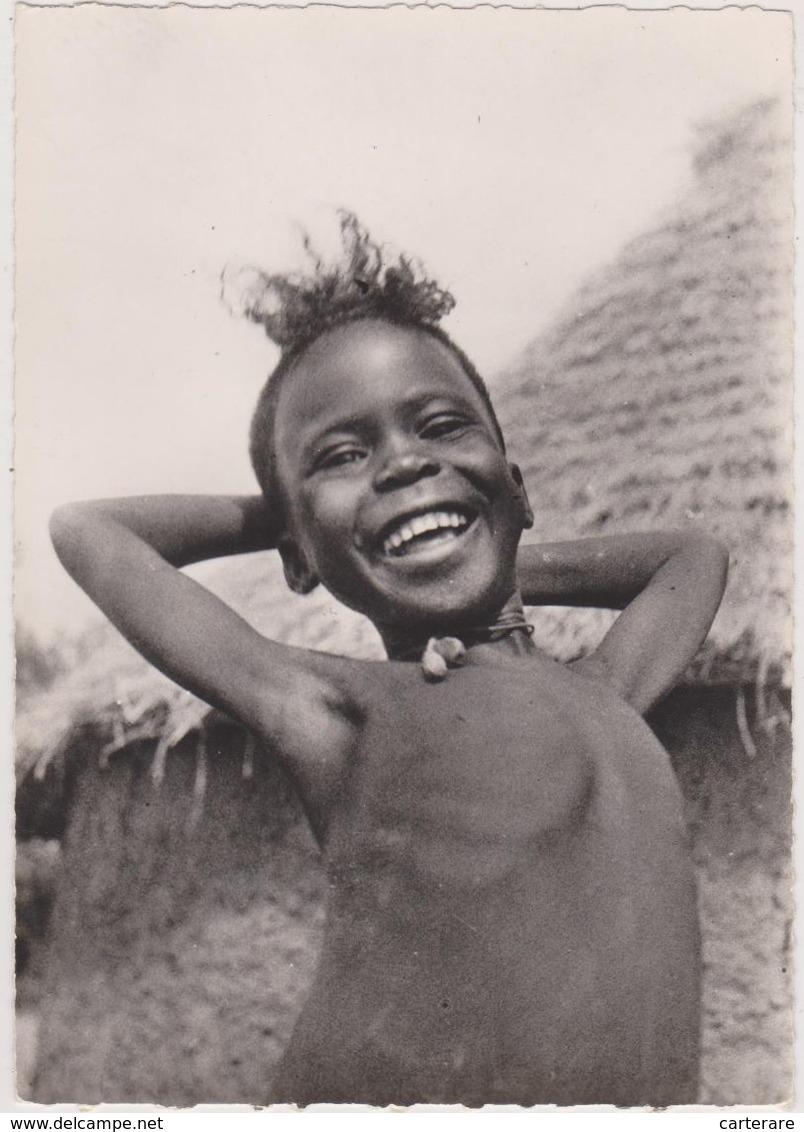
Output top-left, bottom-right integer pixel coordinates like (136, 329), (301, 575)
(324, 660), (667, 891)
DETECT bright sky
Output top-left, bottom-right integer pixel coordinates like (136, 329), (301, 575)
(13, 5), (793, 638)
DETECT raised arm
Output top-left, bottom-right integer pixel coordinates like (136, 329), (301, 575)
(49, 496), (340, 741)
(517, 532), (729, 714)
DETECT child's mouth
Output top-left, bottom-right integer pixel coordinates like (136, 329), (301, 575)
(381, 509), (473, 558)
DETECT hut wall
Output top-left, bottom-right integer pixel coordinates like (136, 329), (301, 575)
(29, 688), (792, 1106)
(30, 727), (324, 1106)
(649, 685), (793, 1106)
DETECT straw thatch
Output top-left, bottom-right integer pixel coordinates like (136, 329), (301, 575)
(17, 101), (792, 805)
(497, 98), (793, 687)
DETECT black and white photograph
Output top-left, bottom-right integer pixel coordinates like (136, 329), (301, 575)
(12, 4), (795, 1110)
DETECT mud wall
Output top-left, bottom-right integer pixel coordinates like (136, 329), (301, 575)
(650, 685), (793, 1105)
(28, 687), (792, 1106)
(30, 727), (325, 1105)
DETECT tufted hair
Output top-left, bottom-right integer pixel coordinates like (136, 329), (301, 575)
(223, 211), (505, 523)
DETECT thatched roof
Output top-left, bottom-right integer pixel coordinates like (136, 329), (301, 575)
(16, 99), (792, 798)
(497, 98), (793, 687)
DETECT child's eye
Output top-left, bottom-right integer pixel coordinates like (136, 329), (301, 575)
(314, 444), (367, 471)
(420, 414), (470, 440)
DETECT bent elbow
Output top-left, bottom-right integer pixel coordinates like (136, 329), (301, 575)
(49, 503), (77, 554)
(49, 501), (98, 572)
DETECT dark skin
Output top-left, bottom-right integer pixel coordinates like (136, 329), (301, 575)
(50, 320), (729, 1105)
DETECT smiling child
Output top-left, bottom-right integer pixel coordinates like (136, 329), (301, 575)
(50, 213), (728, 1106)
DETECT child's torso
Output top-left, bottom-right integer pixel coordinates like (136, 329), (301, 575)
(272, 656), (700, 1106)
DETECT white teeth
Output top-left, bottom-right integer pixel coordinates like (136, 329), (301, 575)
(411, 514), (441, 536)
(382, 510), (470, 556)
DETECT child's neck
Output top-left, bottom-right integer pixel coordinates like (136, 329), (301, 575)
(379, 591), (533, 663)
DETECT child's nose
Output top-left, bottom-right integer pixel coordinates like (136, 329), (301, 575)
(374, 448), (440, 492)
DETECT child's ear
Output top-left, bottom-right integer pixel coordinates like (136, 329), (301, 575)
(509, 463), (534, 530)
(277, 535), (320, 595)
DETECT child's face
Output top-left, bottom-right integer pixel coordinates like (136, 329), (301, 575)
(272, 320), (532, 632)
